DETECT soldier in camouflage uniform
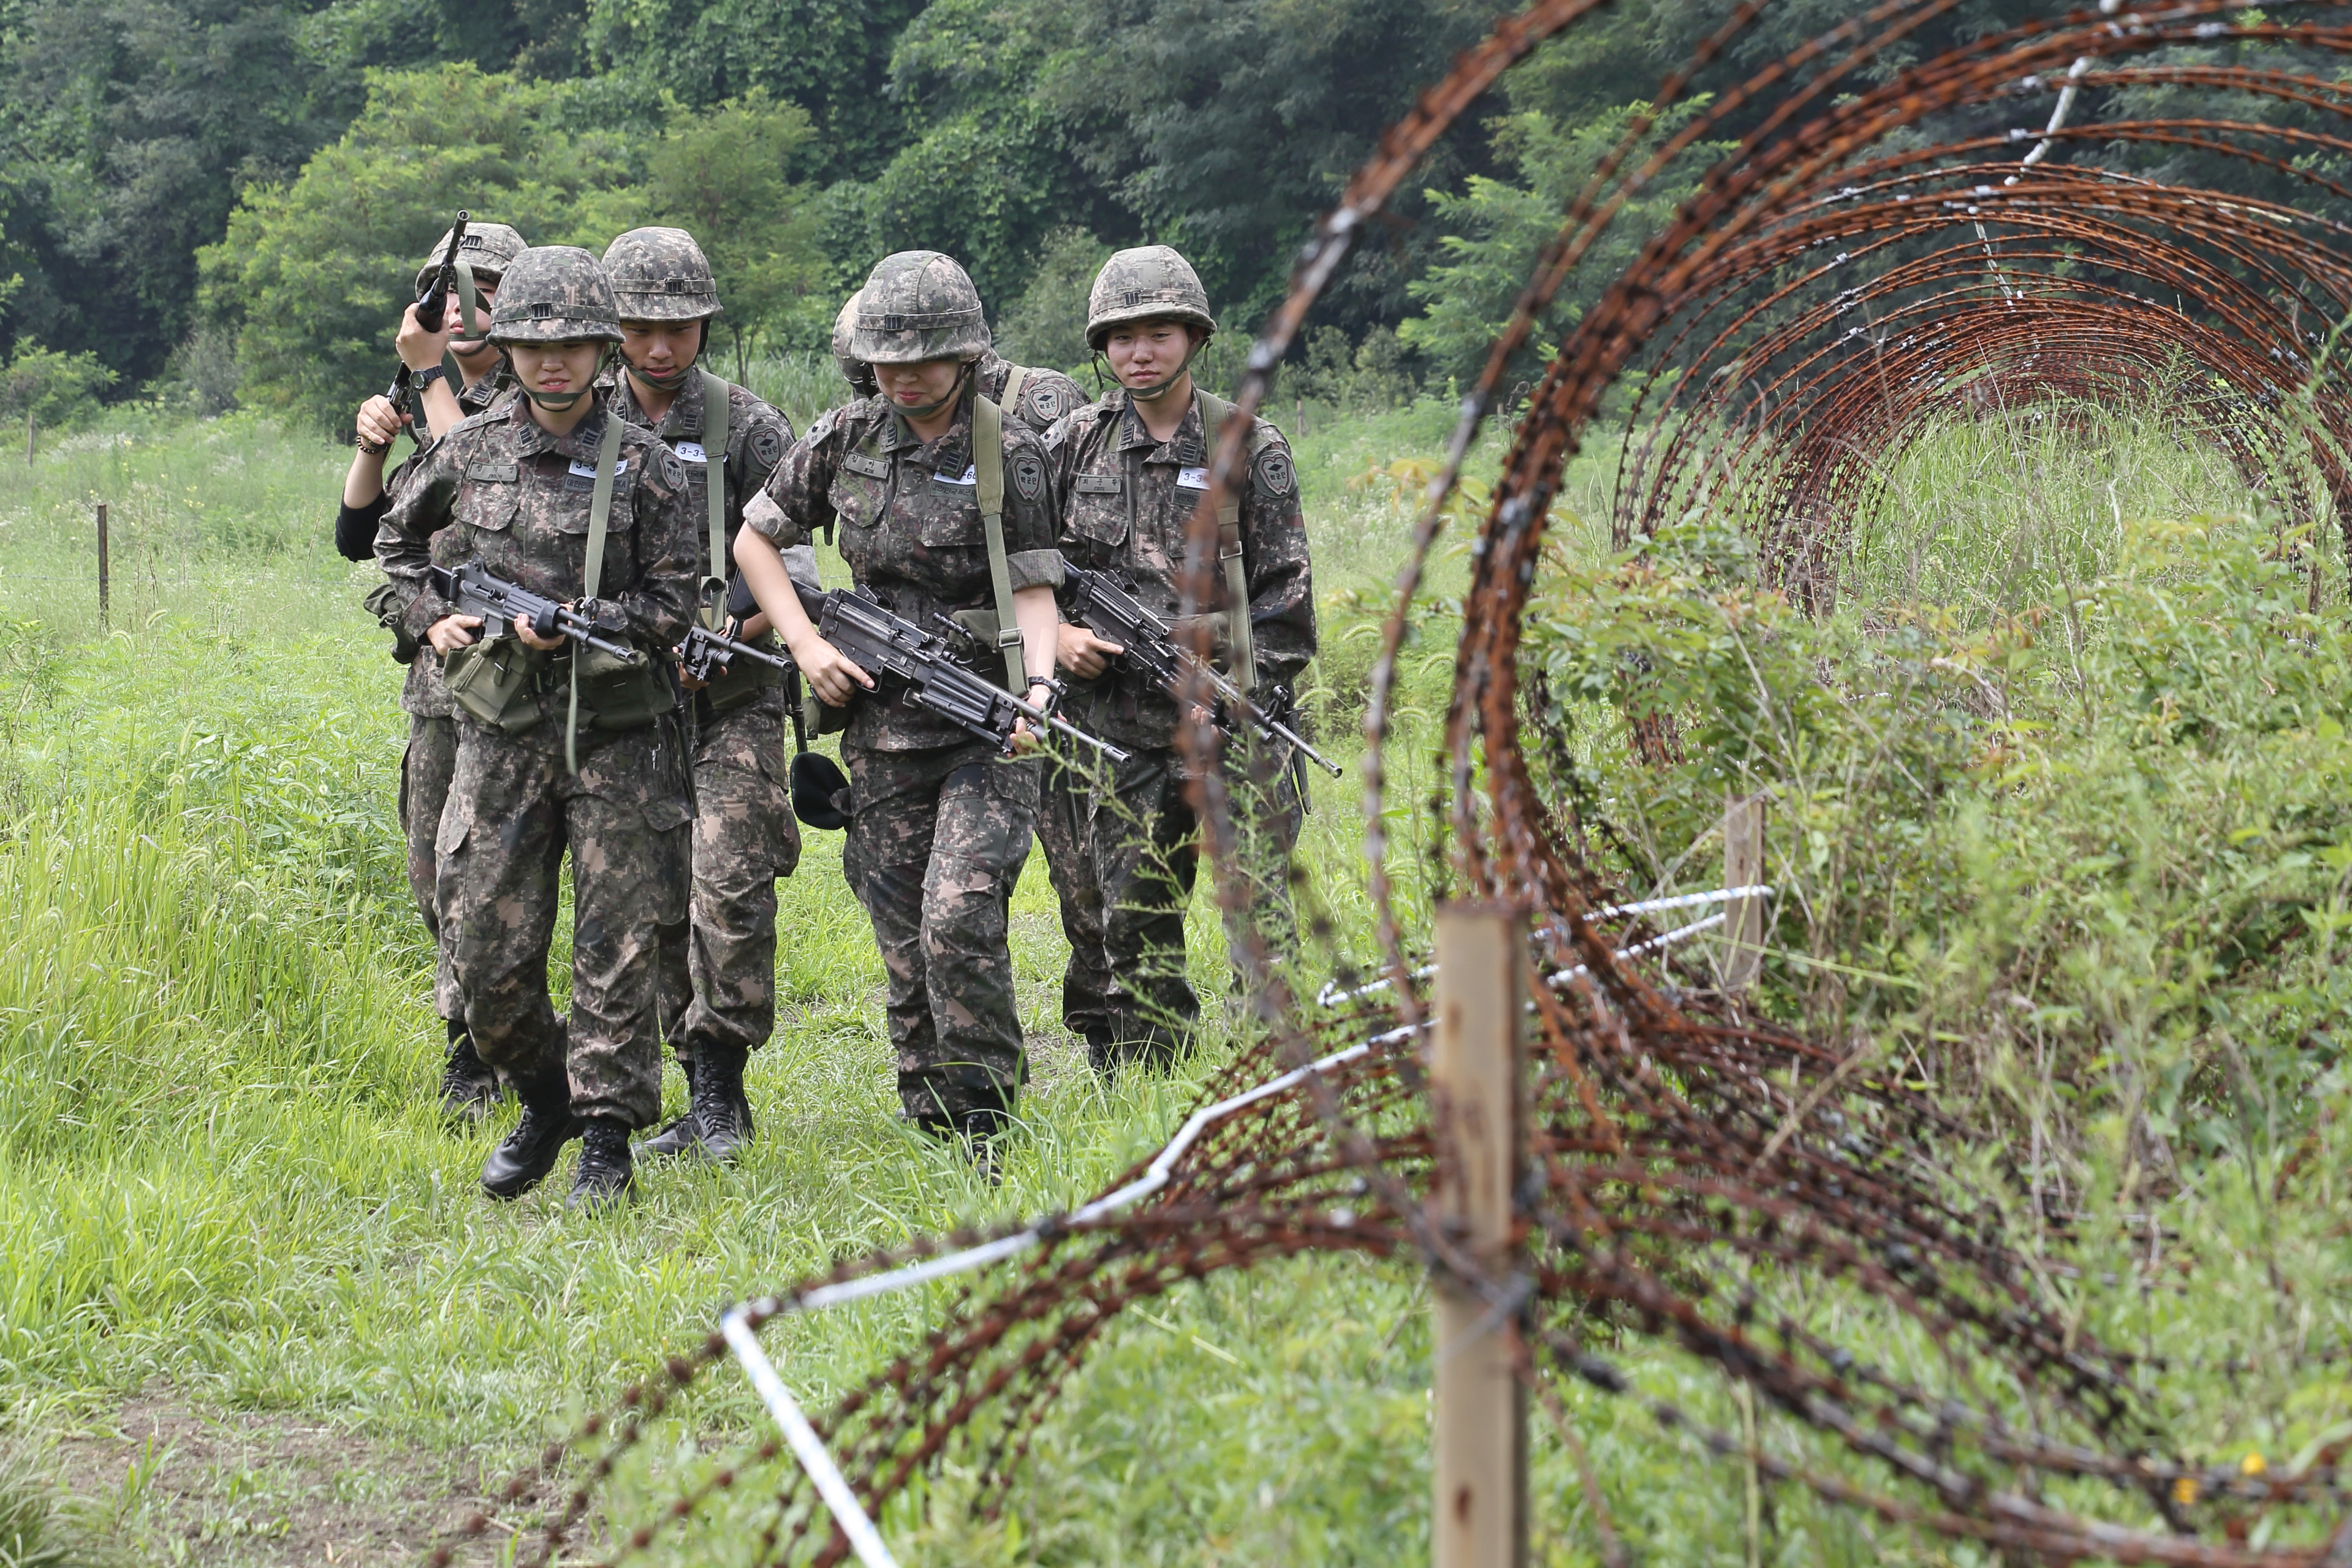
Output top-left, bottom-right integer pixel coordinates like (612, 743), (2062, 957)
(376, 246), (700, 1209)
(596, 226), (803, 1164)
(734, 251), (1065, 1154)
(976, 342), (1085, 436)
(339, 222), (528, 1118)
(1041, 245), (1316, 1072)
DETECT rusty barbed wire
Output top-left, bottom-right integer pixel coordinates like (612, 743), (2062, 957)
(427, 4), (2352, 1564)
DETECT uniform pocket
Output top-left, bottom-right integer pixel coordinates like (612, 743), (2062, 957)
(435, 792), (474, 856)
(829, 474), (883, 534)
(641, 794), (696, 833)
(1064, 473), (1128, 551)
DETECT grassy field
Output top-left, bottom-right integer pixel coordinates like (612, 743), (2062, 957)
(4, 389), (2352, 1566)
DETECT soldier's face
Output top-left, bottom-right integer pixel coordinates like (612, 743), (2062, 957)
(511, 340), (603, 398)
(1104, 320), (1198, 391)
(618, 320), (704, 376)
(876, 357), (965, 412)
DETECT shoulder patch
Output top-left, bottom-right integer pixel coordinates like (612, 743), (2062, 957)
(1026, 384), (1066, 425)
(748, 422), (786, 470)
(1252, 444), (1297, 499)
(1011, 451), (1045, 502)
(808, 407), (839, 444)
(658, 447), (687, 489)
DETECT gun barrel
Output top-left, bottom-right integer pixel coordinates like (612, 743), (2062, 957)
(1259, 713), (1343, 776)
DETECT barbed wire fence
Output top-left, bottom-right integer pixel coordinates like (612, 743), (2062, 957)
(428, 2), (2352, 1562)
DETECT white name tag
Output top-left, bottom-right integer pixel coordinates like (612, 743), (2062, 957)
(567, 457), (629, 479)
(935, 463), (978, 486)
(673, 442), (707, 464)
(1176, 467), (1210, 490)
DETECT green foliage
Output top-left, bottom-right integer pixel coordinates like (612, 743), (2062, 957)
(993, 227), (1114, 373)
(0, 342), (118, 431)
(0, 1441), (129, 1567)
(1401, 101), (1726, 385)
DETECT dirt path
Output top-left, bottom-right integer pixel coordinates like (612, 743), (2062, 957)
(50, 1392), (508, 1566)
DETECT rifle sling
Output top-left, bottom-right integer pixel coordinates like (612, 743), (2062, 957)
(568, 410), (625, 776)
(1193, 389), (1261, 695)
(973, 393), (1024, 691)
(699, 368), (730, 610)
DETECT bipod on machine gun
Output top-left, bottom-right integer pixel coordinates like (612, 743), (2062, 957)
(429, 559), (645, 666)
(679, 622), (797, 685)
(1060, 564), (1341, 778)
(792, 582), (1129, 763)
(384, 211), (469, 446)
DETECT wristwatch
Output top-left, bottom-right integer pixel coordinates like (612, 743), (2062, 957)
(412, 364), (448, 390)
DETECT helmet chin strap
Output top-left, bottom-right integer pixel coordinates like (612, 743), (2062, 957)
(519, 345), (610, 411)
(625, 321), (708, 393)
(1120, 338), (1202, 403)
(894, 361), (971, 422)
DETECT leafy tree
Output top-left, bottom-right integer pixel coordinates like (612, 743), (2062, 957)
(994, 227), (1115, 374)
(637, 91), (829, 376)
(0, 340), (121, 429)
(199, 64), (645, 427)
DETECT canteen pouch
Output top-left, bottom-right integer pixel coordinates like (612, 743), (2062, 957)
(443, 635), (546, 734)
(363, 580), (420, 665)
(574, 640), (673, 733)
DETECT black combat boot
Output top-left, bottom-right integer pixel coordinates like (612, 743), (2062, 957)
(689, 1045), (754, 1162)
(567, 1118), (637, 1211)
(439, 1019), (501, 1122)
(637, 1055), (700, 1159)
(958, 1103), (1013, 1186)
(480, 1065), (581, 1200)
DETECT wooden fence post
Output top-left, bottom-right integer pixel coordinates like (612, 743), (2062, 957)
(1431, 903), (1527, 1568)
(1723, 792), (1767, 990)
(96, 502), (109, 626)
(25, 410), (32, 465)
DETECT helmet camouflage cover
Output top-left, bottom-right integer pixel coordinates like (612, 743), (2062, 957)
(414, 221), (528, 297)
(602, 227), (721, 323)
(486, 246), (624, 346)
(832, 290), (877, 393)
(1087, 244), (1216, 350)
(851, 251), (988, 365)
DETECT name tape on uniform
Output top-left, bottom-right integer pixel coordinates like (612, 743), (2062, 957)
(1176, 467), (1210, 490)
(935, 463), (978, 487)
(673, 442), (707, 464)
(568, 457), (631, 479)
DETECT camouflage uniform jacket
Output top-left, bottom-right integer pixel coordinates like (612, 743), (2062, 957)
(1044, 387), (1314, 752)
(376, 393), (702, 710)
(749, 387), (1063, 751)
(976, 350), (1087, 435)
(390, 359), (523, 719)
(602, 367), (793, 573)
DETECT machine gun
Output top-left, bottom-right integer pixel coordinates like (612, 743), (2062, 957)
(680, 622), (797, 684)
(428, 559), (645, 666)
(1059, 564), (1341, 777)
(792, 582), (1128, 762)
(384, 211), (469, 443)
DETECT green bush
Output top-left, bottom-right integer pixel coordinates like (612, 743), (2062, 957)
(0, 341), (118, 431)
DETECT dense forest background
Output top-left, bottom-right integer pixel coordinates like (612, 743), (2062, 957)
(0, 0), (2328, 430)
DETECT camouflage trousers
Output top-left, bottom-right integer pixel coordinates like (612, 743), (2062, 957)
(398, 713), (463, 1023)
(1039, 739), (1301, 1061)
(436, 714), (693, 1127)
(653, 683), (803, 1066)
(841, 740), (1039, 1122)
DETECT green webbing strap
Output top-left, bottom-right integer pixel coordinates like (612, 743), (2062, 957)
(567, 410), (626, 776)
(1000, 364), (1030, 423)
(454, 260), (480, 341)
(973, 393), (1024, 691)
(1194, 389), (1260, 695)
(699, 368), (731, 621)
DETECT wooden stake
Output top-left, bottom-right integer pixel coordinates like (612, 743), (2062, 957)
(1723, 792), (1766, 989)
(1432, 903), (1526, 1568)
(96, 502), (109, 626)
(25, 410), (32, 464)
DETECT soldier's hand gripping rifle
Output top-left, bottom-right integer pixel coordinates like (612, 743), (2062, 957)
(1060, 564), (1342, 777)
(429, 559), (645, 666)
(383, 211), (470, 442)
(791, 582), (1129, 763)
(678, 622), (797, 684)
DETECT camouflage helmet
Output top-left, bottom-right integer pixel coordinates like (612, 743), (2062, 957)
(486, 246), (624, 346)
(1086, 245), (1216, 350)
(413, 221), (528, 297)
(602, 227), (721, 323)
(851, 251), (988, 365)
(832, 291), (876, 393)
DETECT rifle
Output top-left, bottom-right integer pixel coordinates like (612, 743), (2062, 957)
(1060, 564), (1342, 777)
(792, 582), (1129, 763)
(429, 559), (645, 667)
(680, 622), (796, 684)
(384, 211), (470, 442)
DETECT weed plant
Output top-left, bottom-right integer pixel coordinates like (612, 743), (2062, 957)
(1, 401), (2348, 1562)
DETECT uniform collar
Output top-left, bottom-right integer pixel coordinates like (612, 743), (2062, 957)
(510, 395), (614, 463)
(880, 382), (975, 471)
(1114, 386), (1204, 463)
(610, 365), (703, 441)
